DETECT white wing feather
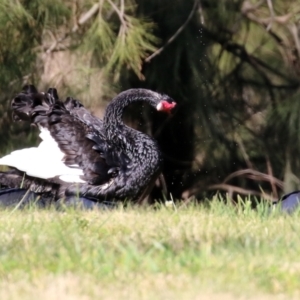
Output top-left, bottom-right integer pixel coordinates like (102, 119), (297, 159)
(0, 127), (85, 183)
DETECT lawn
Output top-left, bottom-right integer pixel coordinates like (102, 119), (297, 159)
(0, 198), (299, 300)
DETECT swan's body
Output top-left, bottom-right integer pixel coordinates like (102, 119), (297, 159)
(0, 85), (176, 204)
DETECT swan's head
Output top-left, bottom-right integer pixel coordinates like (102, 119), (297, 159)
(156, 99), (176, 113)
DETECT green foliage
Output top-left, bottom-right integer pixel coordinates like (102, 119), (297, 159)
(83, 14), (115, 60)
(0, 0), (157, 86)
(107, 16), (158, 79)
(82, 8), (158, 79)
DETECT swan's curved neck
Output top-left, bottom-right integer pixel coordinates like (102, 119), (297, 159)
(103, 89), (162, 139)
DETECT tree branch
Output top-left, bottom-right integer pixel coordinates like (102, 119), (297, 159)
(223, 168), (284, 188)
(145, 0), (198, 63)
(107, 0), (127, 27)
(45, 3), (101, 53)
(202, 26), (298, 84)
(266, 0), (275, 31)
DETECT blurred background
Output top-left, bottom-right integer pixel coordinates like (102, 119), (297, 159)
(1, 0), (300, 201)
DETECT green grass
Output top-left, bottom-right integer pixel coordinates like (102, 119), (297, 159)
(0, 199), (300, 299)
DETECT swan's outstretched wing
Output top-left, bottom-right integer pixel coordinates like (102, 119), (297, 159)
(0, 85), (116, 185)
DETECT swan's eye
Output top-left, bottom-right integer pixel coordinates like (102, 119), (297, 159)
(108, 167), (120, 178)
(156, 100), (176, 112)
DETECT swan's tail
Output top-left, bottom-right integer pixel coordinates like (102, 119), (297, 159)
(11, 85), (60, 124)
(12, 85), (58, 123)
(11, 85), (85, 127)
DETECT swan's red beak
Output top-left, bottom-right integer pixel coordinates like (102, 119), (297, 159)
(156, 101), (176, 113)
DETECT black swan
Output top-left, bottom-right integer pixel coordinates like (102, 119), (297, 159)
(0, 85), (176, 207)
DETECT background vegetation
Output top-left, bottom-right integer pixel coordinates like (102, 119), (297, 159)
(1, 0), (300, 201)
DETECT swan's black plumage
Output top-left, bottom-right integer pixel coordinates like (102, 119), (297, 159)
(0, 188), (117, 210)
(0, 85), (176, 204)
